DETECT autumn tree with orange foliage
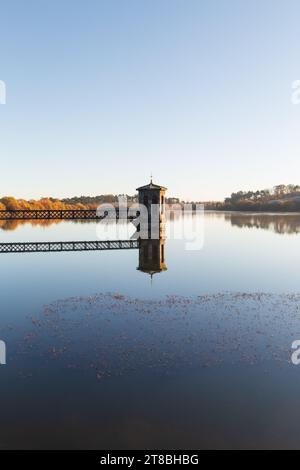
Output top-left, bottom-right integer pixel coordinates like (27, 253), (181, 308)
(0, 197), (95, 211)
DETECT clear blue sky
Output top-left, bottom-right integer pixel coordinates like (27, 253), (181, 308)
(1, 0), (300, 201)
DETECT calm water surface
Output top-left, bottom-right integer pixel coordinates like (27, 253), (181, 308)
(1, 212), (300, 449)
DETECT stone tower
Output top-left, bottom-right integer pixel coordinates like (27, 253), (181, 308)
(136, 180), (167, 239)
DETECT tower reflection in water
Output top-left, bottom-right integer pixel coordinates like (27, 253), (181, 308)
(137, 238), (167, 278)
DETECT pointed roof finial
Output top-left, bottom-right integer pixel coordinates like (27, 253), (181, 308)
(150, 172), (153, 184)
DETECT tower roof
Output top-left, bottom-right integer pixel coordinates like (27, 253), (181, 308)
(136, 181), (167, 191)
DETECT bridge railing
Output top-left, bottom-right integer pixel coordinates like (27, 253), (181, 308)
(0, 210), (103, 220)
(0, 239), (139, 253)
(0, 209), (139, 220)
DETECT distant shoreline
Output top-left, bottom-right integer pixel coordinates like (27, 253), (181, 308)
(204, 209), (300, 214)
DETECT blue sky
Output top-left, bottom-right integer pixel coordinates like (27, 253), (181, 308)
(1, 0), (300, 200)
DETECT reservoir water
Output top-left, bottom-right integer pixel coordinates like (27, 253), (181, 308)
(1, 212), (300, 449)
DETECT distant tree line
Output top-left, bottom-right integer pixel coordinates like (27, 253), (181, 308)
(221, 184), (300, 211)
(178, 185), (300, 211)
(0, 197), (89, 211)
(61, 194), (138, 206)
(2, 185), (300, 213)
(0, 195), (140, 211)
(0, 194), (183, 211)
